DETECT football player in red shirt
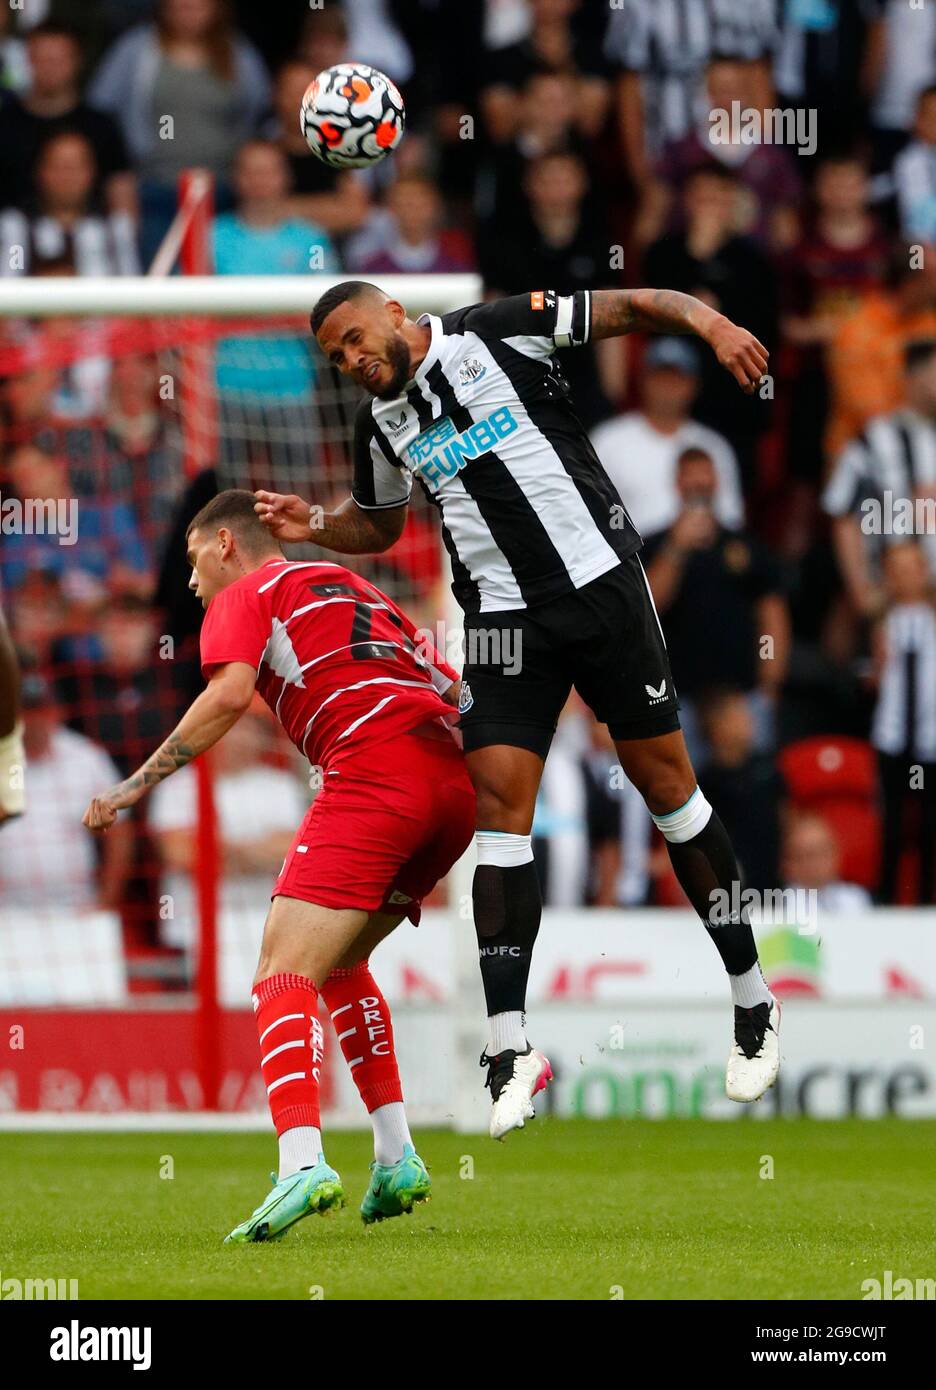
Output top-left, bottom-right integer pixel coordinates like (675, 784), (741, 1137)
(82, 489), (475, 1242)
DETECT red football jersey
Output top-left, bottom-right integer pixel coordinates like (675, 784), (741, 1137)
(199, 559), (460, 771)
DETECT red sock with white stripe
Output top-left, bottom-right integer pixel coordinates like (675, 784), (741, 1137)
(253, 972), (325, 1180)
(321, 962), (411, 1165)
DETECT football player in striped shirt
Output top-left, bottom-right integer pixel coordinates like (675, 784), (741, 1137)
(256, 280), (780, 1136)
(82, 489), (475, 1241)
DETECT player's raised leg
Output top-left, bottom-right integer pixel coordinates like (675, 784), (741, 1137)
(226, 895), (371, 1245)
(321, 912), (431, 1224)
(614, 729), (780, 1102)
(467, 744), (553, 1140)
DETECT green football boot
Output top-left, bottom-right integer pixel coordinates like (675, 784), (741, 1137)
(360, 1143), (431, 1225)
(224, 1159), (345, 1244)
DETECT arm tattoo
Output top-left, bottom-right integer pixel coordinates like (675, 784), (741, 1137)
(316, 498), (406, 555)
(590, 288), (712, 341)
(116, 733), (196, 798)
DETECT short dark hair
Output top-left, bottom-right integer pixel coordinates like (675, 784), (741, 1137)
(685, 159), (738, 186)
(814, 148), (867, 172)
(300, 8), (348, 41)
(696, 684), (749, 724)
(186, 488), (279, 552)
(309, 280), (385, 336)
(236, 137), (288, 168)
(905, 337), (936, 372)
(677, 445), (715, 469)
(35, 127), (96, 170)
(26, 21), (82, 48)
(706, 50), (748, 70)
(31, 254), (75, 277)
(885, 240), (922, 290)
(525, 149), (587, 180)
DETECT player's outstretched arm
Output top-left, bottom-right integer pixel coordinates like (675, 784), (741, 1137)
(254, 491), (406, 554)
(590, 288), (769, 394)
(81, 662), (257, 832)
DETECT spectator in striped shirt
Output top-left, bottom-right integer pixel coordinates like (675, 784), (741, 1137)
(871, 540), (936, 903)
(0, 129), (139, 278)
(647, 55), (802, 255)
(823, 337), (936, 618)
(604, 0), (778, 189)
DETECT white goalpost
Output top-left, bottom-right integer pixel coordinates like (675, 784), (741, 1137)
(0, 274), (483, 318)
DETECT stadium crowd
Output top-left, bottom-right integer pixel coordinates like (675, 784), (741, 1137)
(2, 0), (936, 985)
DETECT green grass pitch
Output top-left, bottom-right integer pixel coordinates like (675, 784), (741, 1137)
(3, 1118), (933, 1300)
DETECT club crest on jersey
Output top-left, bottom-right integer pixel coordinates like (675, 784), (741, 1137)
(457, 357), (486, 386)
(458, 681), (474, 713)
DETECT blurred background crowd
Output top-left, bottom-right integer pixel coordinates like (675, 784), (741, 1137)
(2, 0), (936, 987)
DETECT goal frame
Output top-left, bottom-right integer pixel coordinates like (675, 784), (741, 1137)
(0, 264), (487, 1131)
(0, 273), (483, 319)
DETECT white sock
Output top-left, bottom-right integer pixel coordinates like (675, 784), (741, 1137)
(651, 786), (713, 843)
(278, 1125), (322, 1179)
(489, 1010), (527, 1055)
(730, 964), (772, 1009)
(371, 1101), (412, 1166)
(475, 829), (534, 866)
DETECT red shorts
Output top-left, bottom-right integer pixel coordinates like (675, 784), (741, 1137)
(272, 723), (476, 923)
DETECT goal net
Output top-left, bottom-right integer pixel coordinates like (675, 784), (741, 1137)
(0, 269), (484, 1127)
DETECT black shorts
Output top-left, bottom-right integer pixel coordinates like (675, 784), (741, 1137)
(457, 555), (681, 758)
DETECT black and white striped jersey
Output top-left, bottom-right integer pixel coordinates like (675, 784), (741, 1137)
(351, 290), (641, 615)
(0, 209), (140, 277)
(604, 0), (779, 152)
(872, 603), (936, 761)
(822, 408), (936, 576)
